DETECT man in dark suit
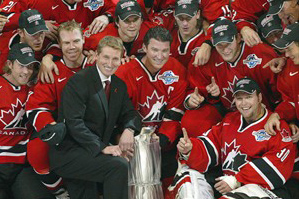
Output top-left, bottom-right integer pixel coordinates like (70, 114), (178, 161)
(49, 36), (141, 199)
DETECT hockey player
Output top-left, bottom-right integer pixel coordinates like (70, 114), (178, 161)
(265, 24), (299, 142)
(0, 43), (39, 198)
(177, 78), (297, 199)
(84, 0), (156, 57)
(0, 9), (58, 73)
(0, 0), (115, 36)
(116, 26), (188, 190)
(181, 18), (280, 137)
(25, 20), (92, 199)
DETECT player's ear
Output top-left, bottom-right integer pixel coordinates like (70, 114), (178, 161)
(142, 43), (147, 53)
(17, 29), (25, 38)
(196, 10), (200, 19)
(258, 92), (262, 103)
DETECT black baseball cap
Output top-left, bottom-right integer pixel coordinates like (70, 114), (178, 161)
(273, 23), (299, 49)
(8, 43), (40, 66)
(233, 78), (261, 96)
(257, 13), (283, 38)
(175, 0), (199, 17)
(115, 0), (142, 21)
(19, 9), (48, 35)
(212, 18), (238, 46)
(267, 0), (285, 15)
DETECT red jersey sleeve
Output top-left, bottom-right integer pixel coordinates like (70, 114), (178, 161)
(235, 121), (297, 190)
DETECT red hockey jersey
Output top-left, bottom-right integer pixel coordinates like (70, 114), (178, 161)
(187, 42), (280, 111)
(0, 31), (60, 74)
(275, 59), (299, 122)
(0, 76), (31, 164)
(84, 21), (157, 56)
(25, 58), (91, 133)
(171, 29), (206, 68)
(0, 0), (115, 32)
(184, 108), (297, 190)
(116, 57), (188, 143)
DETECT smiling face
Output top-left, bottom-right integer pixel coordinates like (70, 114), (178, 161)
(117, 15), (142, 42)
(215, 35), (242, 63)
(96, 46), (122, 78)
(59, 28), (84, 65)
(284, 42), (299, 64)
(18, 29), (46, 51)
(234, 91), (263, 123)
(142, 38), (170, 75)
(278, 0), (299, 25)
(6, 60), (34, 86)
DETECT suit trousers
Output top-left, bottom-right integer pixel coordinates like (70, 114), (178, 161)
(50, 146), (128, 199)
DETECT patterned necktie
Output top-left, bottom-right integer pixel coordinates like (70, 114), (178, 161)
(104, 80), (111, 101)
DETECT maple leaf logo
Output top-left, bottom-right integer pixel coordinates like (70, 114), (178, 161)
(222, 139), (248, 172)
(0, 98), (27, 129)
(222, 76), (239, 108)
(138, 90), (167, 123)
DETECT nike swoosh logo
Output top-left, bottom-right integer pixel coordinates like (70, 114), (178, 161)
(215, 62), (224, 67)
(58, 77), (66, 82)
(136, 76), (143, 81)
(52, 5), (59, 10)
(0, 86), (2, 89)
(290, 71), (298, 76)
(223, 123), (230, 126)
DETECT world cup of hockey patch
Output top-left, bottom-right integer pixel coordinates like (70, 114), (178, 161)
(252, 130), (271, 142)
(243, 54), (262, 68)
(83, 0), (103, 11)
(158, 70), (179, 85)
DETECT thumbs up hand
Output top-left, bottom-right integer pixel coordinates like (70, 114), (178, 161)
(206, 77), (220, 97)
(177, 128), (193, 155)
(186, 87), (205, 109)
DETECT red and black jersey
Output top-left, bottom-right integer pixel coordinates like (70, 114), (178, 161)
(187, 42), (280, 111)
(25, 58), (91, 133)
(84, 21), (157, 56)
(275, 59), (299, 122)
(200, 0), (230, 24)
(170, 29), (206, 68)
(231, 0), (269, 31)
(0, 0), (115, 32)
(116, 57), (188, 143)
(0, 76), (31, 164)
(184, 108), (297, 190)
(0, 31), (60, 74)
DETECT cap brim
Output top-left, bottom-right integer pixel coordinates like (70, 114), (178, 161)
(119, 12), (141, 21)
(16, 58), (40, 67)
(25, 25), (49, 35)
(272, 39), (293, 49)
(232, 90), (256, 96)
(174, 8), (197, 18)
(267, 2), (284, 15)
(212, 36), (234, 46)
(262, 28), (283, 38)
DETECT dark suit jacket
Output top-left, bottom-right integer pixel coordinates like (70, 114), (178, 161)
(50, 65), (141, 169)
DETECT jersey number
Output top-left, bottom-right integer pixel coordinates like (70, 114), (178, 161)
(276, 148), (290, 162)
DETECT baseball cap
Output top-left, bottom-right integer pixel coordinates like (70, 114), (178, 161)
(257, 13), (283, 38)
(273, 23), (299, 49)
(19, 9), (48, 35)
(8, 43), (40, 66)
(175, 0), (199, 17)
(115, 0), (142, 21)
(212, 18), (238, 46)
(267, 0), (285, 15)
(233, 78), (261, 96)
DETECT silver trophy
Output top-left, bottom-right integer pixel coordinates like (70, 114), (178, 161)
(128, 127), (164, 199)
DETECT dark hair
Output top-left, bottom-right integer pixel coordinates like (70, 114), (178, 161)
(143, 26), (173, 47)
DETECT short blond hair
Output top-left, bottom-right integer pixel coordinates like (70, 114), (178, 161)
(97, 36), (124, 57)
(57, 20), (83, 42)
